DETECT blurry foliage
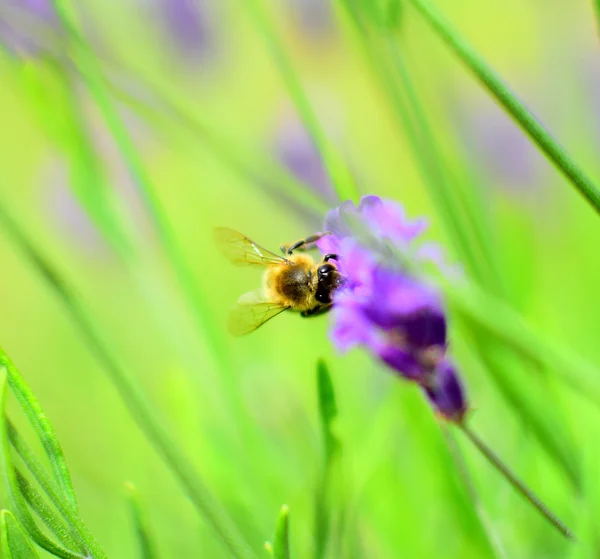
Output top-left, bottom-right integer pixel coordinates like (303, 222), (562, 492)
(0, 0), (599, 557)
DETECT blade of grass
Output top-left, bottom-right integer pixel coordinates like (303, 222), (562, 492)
(7, 419), (105, 558)
(0, 353), (77, 511)
(0, 356), (106, 557)
(407, 0), (600, 216)
(314, 360), (342, 559)
(1, 510), (41, 559)
(15, 469), (81, 552)
(125, 483), (158, 559)
(0, 368), (88, 559)
(272, 505), (291, 559)
(243, 0), (360, 203)
(0, 199), (255, 559)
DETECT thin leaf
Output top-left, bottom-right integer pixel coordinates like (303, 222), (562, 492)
(0, 353), (77, 510)
(7, 419), (102, 556)
(0, 199), (254, 558)
(272, 505), (291, 559)
(1, 510), (40, 559)
(0, 367), (86, 559)
(315, 360), (341, 559)
(407, 0), (600, 216)
(125, 483), (158, 559)
(15, 469), (81, 552)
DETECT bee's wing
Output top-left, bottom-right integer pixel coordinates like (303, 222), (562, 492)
(215, 227), (288, 267)
(228, 290), (289, 336)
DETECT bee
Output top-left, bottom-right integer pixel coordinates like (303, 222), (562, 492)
(215, 228), (345, 336)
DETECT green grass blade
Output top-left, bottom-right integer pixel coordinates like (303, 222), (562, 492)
(0, 368), (87, 559)
(315, 360), (341, 559)
(1, 510), (40, 559)
(243, 0), (360, 203)
(317, 360), (339, 463)
(15, 469), (81, 552)
(7, 419), (105, 558)
(272, 505), (291, 559)
(408, 0), (600, 215)
(0, 353), (77, 511)
(0, 201), (254, 558)
(125, 483), (158, 559)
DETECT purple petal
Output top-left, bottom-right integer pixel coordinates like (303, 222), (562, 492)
(424, 361), (467, 422)
(157, 0), (213, 59)
(329, 298), (373, 352)
(274, 113), (338, 204)
(376, 343), (425, 381)
(402, 308), (447, 349)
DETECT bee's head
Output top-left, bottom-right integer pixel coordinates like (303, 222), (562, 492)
(315, 263), (344, 304)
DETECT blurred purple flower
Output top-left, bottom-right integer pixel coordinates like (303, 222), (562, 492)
(273, 111), (339, 206)
(155, 0), (213, 60)
(319, 195), (467, 421)
(0, 0), (59, 58)
(454, 99), (543, 190)
(286, 0), (335, 39)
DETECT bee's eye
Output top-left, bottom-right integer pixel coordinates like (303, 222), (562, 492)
(318, 264), (334, 277)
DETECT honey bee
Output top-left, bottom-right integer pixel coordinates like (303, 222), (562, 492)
(215, 228), (345, 335)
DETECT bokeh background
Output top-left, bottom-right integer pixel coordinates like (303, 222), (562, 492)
(1, 0), (600, 557)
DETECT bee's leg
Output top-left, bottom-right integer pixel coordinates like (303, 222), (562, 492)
(283, 232), (331, 255)
(301, 305), (332, 318)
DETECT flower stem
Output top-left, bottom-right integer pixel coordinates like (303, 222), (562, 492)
(459, 423), (574, 541)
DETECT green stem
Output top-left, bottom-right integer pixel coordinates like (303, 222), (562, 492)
(442, 427), (507, 559)
(8, 420), (103, 557)
(0, 357), (77, 511)
(459, 423), (574, 541)
(408, 0), (600, 215)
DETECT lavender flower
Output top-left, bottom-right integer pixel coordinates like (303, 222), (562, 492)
(272, 109), (339, 206)
(0, 0), (59, 58)
(318, 195), (467, 421)
(155, 0), (214, 61)
(453, 98), (542, 190)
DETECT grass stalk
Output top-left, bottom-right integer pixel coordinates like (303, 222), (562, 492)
(408, 0), (600, 216)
